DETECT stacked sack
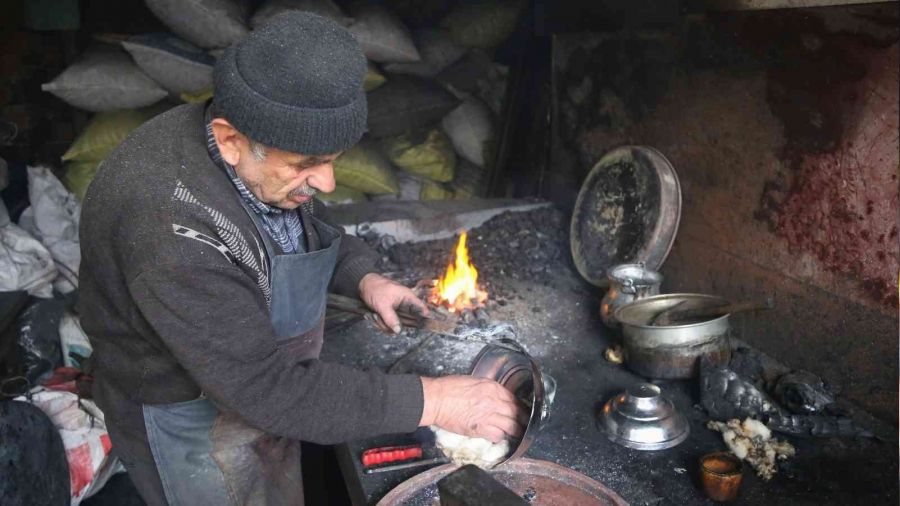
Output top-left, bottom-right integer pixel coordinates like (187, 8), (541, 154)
(42, 0), (525, 205)
(332, 0), (523, 204)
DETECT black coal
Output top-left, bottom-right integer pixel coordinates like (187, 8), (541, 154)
(366, 206), (586, 302)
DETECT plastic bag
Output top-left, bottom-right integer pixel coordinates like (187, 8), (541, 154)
(450, 159), (485, 199)
(63, 110), (153, 163)
(420, 179), (454, 200)
(16, 297), (67, 385)
(440, 0), (525, 49)
(367, 74), (459, 138)
(0, 200), (57, 298)
(333, 141), (399, 194)
(62, 160), (101, 201)
(18, 166), (81, 293)
(41, 44), (167, 112)
(251, 0), (352, 29)
(384, 28), (466, 78)
(122, 33), (215, 96)
(318, 185), (366, 206)
(365, 62), (387, 92)
(145, 0), (248, 50)
(382, 128), (456, 182)
(59, 312), (93, 369)
(347, 3), (420, 63)
(441, 98), (496, 168)
(15, 388), (122, 505)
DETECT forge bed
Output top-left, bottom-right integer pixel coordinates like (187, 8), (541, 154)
(323, 274), (895, 505)
(321, 207), (896, 506)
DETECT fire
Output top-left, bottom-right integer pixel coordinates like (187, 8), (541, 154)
(430, 232), (488, 312)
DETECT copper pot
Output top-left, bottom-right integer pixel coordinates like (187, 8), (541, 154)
(700, 451), (744, 502)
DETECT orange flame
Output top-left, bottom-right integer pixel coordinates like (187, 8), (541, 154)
(430, 232), (488, 312)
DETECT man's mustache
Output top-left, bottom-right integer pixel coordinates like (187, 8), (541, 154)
(288, 186), (318, 198)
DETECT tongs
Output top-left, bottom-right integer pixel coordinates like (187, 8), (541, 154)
(326, 293), (460, 337)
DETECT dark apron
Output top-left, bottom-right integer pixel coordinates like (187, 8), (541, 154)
(142, 207), (341, 506)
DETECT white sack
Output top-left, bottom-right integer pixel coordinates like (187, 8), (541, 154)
(15, 389), (122, 505)
(384, 28), (466, 78)
(121, 33), (214, 95)
(41, 44), (167, 112)
(18, 166), (81, 293)
(441, 98), (495, 168)
(250, 0), (351, 29)
(0, 200), (56, 298)
(145, 0), (248, 49)
(347, 4), (420, 63)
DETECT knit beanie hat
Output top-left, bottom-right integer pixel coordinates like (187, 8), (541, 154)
(213, 12), (367, 155)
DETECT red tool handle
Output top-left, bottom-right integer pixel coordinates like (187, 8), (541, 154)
(361, 445), (423, 467)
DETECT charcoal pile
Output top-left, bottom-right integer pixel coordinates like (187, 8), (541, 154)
(373, 206), (581, 297)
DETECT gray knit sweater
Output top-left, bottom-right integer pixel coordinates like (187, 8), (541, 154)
(78, 103), (424, 450)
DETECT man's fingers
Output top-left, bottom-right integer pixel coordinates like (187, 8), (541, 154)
(487, 413), (525, 439)
(487, 383), (529, 428)
(402, 292), (430, 316)
(476, 424), (508, 444)
(488, 383), (520, 405)
(365, 313), (393, 334)
(375, 304), (402, 334)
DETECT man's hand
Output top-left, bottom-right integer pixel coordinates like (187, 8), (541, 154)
(358, 273), (429, 334)
(419, 376), (527, 443)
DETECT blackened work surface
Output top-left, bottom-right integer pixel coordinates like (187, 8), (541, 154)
(321, 275), (898, 505)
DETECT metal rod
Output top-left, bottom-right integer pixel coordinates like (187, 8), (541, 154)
(364, 457), (448, 474)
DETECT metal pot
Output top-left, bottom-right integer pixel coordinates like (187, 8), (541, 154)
(600, 263), (663, 328)
(469, 343), (553, 466)
(614, 294), (732, 379)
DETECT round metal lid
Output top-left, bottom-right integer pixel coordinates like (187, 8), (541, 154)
(600, 383), (689, 451)
(570, 146), (682, 287)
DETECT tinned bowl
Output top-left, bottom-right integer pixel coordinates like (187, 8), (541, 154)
(600, 383), (689, 451)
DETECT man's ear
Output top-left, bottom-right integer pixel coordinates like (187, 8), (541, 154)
(210, 118), (245, 166)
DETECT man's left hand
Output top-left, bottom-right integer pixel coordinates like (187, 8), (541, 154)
(358, 273), (429, 334)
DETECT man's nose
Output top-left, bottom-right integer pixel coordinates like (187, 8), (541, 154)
(307, 163), (336, 193)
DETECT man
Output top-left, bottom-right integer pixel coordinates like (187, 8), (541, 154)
(79, 13), (523, 506)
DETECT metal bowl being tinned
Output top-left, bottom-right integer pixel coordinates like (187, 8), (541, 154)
(614, 293), (732, 379)
(570, 146), (682, 287)
(601, 383), (689, 451)
(469, 343), (552, 466)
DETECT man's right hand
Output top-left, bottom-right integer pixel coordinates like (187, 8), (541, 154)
(419, 376), (527, 443)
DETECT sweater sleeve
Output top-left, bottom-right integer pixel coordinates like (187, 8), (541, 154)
(128, 261), (423, 444)
(313, 198), (379, 296)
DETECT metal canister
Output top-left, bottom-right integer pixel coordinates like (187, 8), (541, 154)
(600, 263), (663, 328)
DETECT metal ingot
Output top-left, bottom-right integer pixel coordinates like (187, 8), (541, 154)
(600, 383), (689, 450)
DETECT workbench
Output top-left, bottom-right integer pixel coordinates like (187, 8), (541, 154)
(321, 274), (897, 505)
